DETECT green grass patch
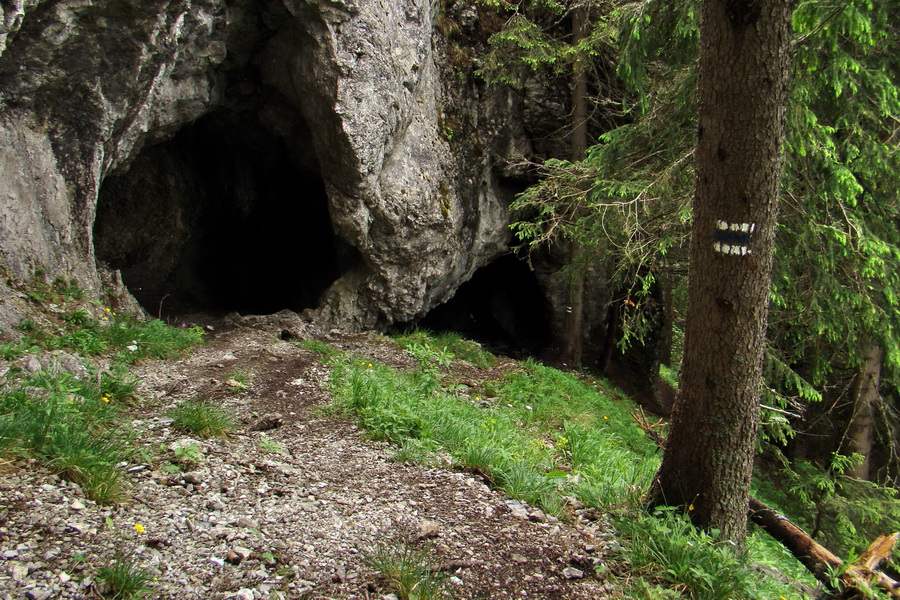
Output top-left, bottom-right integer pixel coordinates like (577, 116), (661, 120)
(0, 288), (205, 503)
(330, 352), (657, 515)
(17, 313), (205, 362)
(619, 508), (808, 600)
(329, 330), (804, 599)
(97, 553), (153, 599)
(0, 375), (130, 503)
(394, 328), (496, 369)
(364, 541), (450, 600)
(169, 400), (234, 438)
(659, 363), (679, 389)
(297, 339), (343, 360)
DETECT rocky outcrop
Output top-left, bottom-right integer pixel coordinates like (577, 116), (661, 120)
(0, 0), (226, 295)
(0, 0), (559, 334)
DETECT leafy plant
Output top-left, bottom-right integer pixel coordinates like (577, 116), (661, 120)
(168, 400), (234, 439)
(170, 442), (204, 466)
(259, 437), (286, 455)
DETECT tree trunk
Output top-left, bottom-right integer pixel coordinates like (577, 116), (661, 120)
(659, 281), (674, 368)
(598, 301), (618, 373)
(558, 5), (590, 368)
(649, 0), (792, 547)
(841, 341), (882, 480)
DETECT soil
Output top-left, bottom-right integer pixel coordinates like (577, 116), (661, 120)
(0, 311), (626, 599)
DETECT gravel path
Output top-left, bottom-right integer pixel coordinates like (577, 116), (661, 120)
(1, 313), (623, 599)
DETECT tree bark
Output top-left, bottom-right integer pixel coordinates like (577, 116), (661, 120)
(659, 281), (675, 368)
(649, 0), (792, 547)
(841, 341), (882, 480)
(558, 5), (590, 368)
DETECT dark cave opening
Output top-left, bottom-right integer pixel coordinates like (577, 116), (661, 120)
(413, 255), (552, 357)
(94, 112), (354, 316)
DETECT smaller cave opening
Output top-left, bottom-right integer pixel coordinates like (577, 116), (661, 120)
(94, 112), (356, 317)
(413, 255), (551, 357)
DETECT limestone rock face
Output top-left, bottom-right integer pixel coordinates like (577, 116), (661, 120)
(0, 0), (531, 331)
(0, 0), (225, 290)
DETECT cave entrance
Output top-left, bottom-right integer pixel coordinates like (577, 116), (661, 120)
(414, 255), (552, 357)
(94, 111), (353, 316)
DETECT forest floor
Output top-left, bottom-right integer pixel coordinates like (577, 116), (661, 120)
(0, 311), (627, 600)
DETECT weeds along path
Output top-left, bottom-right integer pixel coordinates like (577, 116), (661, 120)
(0, 313), (621, 599)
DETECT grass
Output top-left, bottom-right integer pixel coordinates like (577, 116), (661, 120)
(297, 339), (343, 360)
(0, 371), (132, 503)
(364, 541), (449, 600)
(620, 508), (760, 600)
(332, 350), (659, 515)
(14, 311), (205, 363)
(329, 329), (807, 599)
(394, 328), (497, 369)
(225, 369), (250, 392)
(97, 554), (153, 599)
(168, 399), (234, 438)
(0, 277), (206, 503)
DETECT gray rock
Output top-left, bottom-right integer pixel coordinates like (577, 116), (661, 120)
(9, 563), (28, 581)
(235, 517), (259, 530)
(505, 500), (529, 520)
(561, 566), (585, 580)
(183, 472), (203, 485)
(528, 509), (547, 523)
(417, 519), (440, 540)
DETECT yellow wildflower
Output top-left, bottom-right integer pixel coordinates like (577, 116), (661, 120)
(134, 523), (145, 533)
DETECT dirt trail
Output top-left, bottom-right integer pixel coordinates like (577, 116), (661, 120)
(0, 313), (622, 599)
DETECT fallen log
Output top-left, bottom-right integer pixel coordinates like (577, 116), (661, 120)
(748, 496), (900, 598)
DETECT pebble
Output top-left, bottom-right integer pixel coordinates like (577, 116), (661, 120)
(505, 500), (529, 520)
(528, 509), (547, 523)
(10, 564), (28, 581)
(562, 567), (585, 580)
(418, 519), (440, 539)
(235, 517), (259, 529)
